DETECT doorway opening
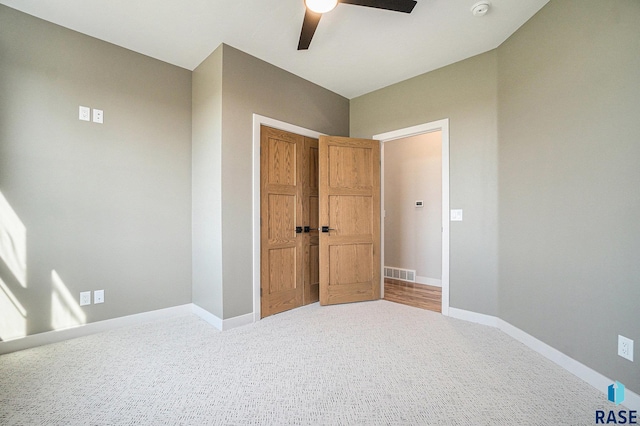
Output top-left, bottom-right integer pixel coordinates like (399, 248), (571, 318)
(373, 119), (449, 315)
(382, 131), (442, 312)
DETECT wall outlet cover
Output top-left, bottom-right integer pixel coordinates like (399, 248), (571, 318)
(618, 335), (634, 362)
(450, 209), (463, 221)
(94, 289), (104, 304)
(79, 106), (90, 121)
(92, 109), (103, 124)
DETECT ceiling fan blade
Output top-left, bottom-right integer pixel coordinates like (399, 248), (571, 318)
(339, 0), (417, 13)
(298, 9), (322, 50)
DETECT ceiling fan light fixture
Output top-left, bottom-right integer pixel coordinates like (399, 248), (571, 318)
(305, 0), (338, 14)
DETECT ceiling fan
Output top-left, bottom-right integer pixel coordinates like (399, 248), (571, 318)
(298, 0), (418, 50)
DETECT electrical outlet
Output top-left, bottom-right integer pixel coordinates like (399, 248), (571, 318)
(80, 291), (91, 306)
(79, 106), (90, 121)
(92, 109), (103, 124)
(94, 290), (104, 304)
(618, 335), (634, 362)
(450, 209), (463, 221)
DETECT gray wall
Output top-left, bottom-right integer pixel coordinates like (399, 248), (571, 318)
(351, 51), (500, 316)
(384, 132), (442, 282)
(352, 0), (639, 394)
(498, 0), (640, 393)
(192, 46), (224, 318)
(221, 45), (350, 318)
(192, 44), (350, 319)
(0, 6), (192, 338)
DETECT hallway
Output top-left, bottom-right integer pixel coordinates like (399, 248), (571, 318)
(383, 278), (441, 313)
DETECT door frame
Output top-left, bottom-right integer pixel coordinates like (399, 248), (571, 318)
(373, 119), (450, 316)
(252, 114), (324, 322)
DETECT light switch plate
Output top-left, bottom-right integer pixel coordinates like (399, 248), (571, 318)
(80, 291), (91, 306)
(450, 209), (463, 221)
(94, 290), (104, 304)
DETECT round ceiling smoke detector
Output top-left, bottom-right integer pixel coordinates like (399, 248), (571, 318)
(471, 1), (490, 17)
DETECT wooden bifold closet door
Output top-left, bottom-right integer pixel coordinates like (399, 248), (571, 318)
(260, 126), (319, 318)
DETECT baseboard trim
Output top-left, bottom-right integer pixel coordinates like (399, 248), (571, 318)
(448, 307), (639, 411)
(1, 304), (256, 356)
(416, 276), (442, 287)
(191, 305), (254, 331)
(223, 312), (254, 330)
(191, 304), (223, 329)
(0, 304), (193, 355)
(449, 307), (499, 327)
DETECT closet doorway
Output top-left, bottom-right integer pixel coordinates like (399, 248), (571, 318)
(255, 117), (382, 319)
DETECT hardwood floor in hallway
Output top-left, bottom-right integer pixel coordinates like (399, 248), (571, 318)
(383, 278), (442, 313)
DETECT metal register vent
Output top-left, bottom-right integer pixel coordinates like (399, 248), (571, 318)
(384, 266), (416, 283)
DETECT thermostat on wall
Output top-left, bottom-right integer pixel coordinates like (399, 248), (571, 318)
(415, 200), (424, 208)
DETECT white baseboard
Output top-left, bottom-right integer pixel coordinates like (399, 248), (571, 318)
(416, 276), (442, 287)
(626, 388), (640, 411)
(191, 304), (223, 329)
(222, 312), (254, 330)
(191, 304), (254, 331)
(0, 304), (193, 355)
(1, 303), (256, 356)
(449, 307), (499, 327)
(447, 307), (639, 411)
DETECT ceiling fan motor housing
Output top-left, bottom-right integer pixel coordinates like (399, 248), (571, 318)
(298, 0), (418, 50)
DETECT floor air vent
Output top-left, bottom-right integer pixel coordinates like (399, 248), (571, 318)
(384, 266), (416, 283)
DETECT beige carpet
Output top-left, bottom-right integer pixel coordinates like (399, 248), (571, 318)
(0, 300), (613, 425)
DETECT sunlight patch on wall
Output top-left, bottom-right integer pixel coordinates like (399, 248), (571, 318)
(51, 270), (86, 331)
(0, 191), (27, 288)
(0, 276), (27, 340)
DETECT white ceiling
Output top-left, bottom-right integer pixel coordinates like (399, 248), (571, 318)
(0, 0), (549, 99)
